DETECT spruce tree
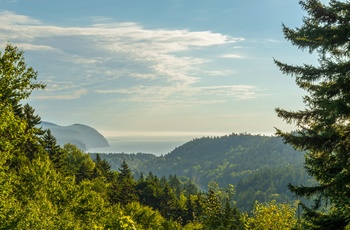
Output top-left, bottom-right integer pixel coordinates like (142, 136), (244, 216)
(159, 185), (179, 220)
(93, 154), (114, 182)
(42, 129), (67, 173)
(112, 161), (138, 206)
(275, 0), (350, 228)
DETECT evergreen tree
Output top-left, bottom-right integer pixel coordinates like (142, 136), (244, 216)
(202, 188), (222, 229)
(118, 160), (133, 180)
(168, 174), (182, 199)
(275, 0), (350, 228)
(136, 172), (162, 210)
(222, 200), (244, 230)
(107, 172), (122, 205)
(159, 184), (179, 220)
(76, 161), (94, 183)
(183, 180), (199, 197)
(183, 196), (196, 224)
(110, 161), (138, 206)
(42, 129), (67, 173)
(94, 153), (114, 182)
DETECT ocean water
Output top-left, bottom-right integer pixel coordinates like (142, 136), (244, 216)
(88, 136), (190, 156)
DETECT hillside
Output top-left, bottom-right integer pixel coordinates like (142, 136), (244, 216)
(41, 121), (109, 151)
(90, 133), (314, 211)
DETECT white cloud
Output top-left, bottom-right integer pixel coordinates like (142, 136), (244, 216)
(266, 38), (282, 43)
(0, 10), (41, 25)
(0, 11), (254, 104)
(204, 70), (236, 76)
(220, 54), (245, 59)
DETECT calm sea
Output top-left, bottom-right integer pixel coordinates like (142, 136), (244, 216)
(87, 136), (190, 156)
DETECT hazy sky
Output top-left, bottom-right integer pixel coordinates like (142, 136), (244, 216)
(1, 0), (320, 138)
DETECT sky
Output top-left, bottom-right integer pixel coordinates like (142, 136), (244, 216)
(0, 0), (322, 140)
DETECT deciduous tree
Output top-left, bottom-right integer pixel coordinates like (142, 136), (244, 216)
(242, 200), (296, 230)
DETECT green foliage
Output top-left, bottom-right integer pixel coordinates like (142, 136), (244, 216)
(242, 200), (297, 230)
(0, 44), (45, 105)
(136, 172), (163, 210)
(92, 134), (312, 212)
(42, 129), (68, 173)
(109, 160), (139, 206)
(275, 0), (350, 228)
(63, 143), (95, 183)
(200, 188), (244, 229)
(93, 153), (114, 182)
(0, 44), (46, 162)
(124, 202), (166, 229)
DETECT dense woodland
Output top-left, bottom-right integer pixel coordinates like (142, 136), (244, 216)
(2, 0), (350, 229)
(89, 134), (314, 212)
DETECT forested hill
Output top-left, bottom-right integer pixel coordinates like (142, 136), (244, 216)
(90, 133), (314, 211)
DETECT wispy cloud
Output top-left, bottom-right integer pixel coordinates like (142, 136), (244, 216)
(192, 85), (258, 100)
(0, 11), (257, 105)
(34, 89), (88, 100)
(220, 54), (245, 59)
(96, 83), (258, 106)
(266, 38), (283, 43)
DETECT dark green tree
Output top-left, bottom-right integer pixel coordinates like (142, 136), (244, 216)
(136, 172), (162, 210)
(159, 184), (179, 220)
(42, 129), (67, 173)
(107, 172), (121, 205)
(76, 161), (94, 183)
(183, 180), (199, 197)
(201, 188), (222, 229)
(93, 153), (114, 182)
(183, 196), (196, 224)
(222, 200), (244, 230)
(20, 104), (44, 160)
(118, 160), (133, 180)
(274, 0), (350, 228)
(109, 161), (138, 206)
(168, 174), (182, 199)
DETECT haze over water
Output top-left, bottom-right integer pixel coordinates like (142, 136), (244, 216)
(88, 136), (192, 156)
(88, 130), (275, 156)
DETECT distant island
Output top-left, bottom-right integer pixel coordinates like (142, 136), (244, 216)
(40, 121), (109, 151)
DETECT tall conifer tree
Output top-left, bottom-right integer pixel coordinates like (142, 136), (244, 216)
(275, 0), (350, 228)
(42, 129), (67, 173)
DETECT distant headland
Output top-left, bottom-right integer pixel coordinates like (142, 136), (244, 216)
(40, 121), (109, 151)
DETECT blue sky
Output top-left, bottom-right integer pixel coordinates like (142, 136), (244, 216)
(0, 0), (320, 139)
